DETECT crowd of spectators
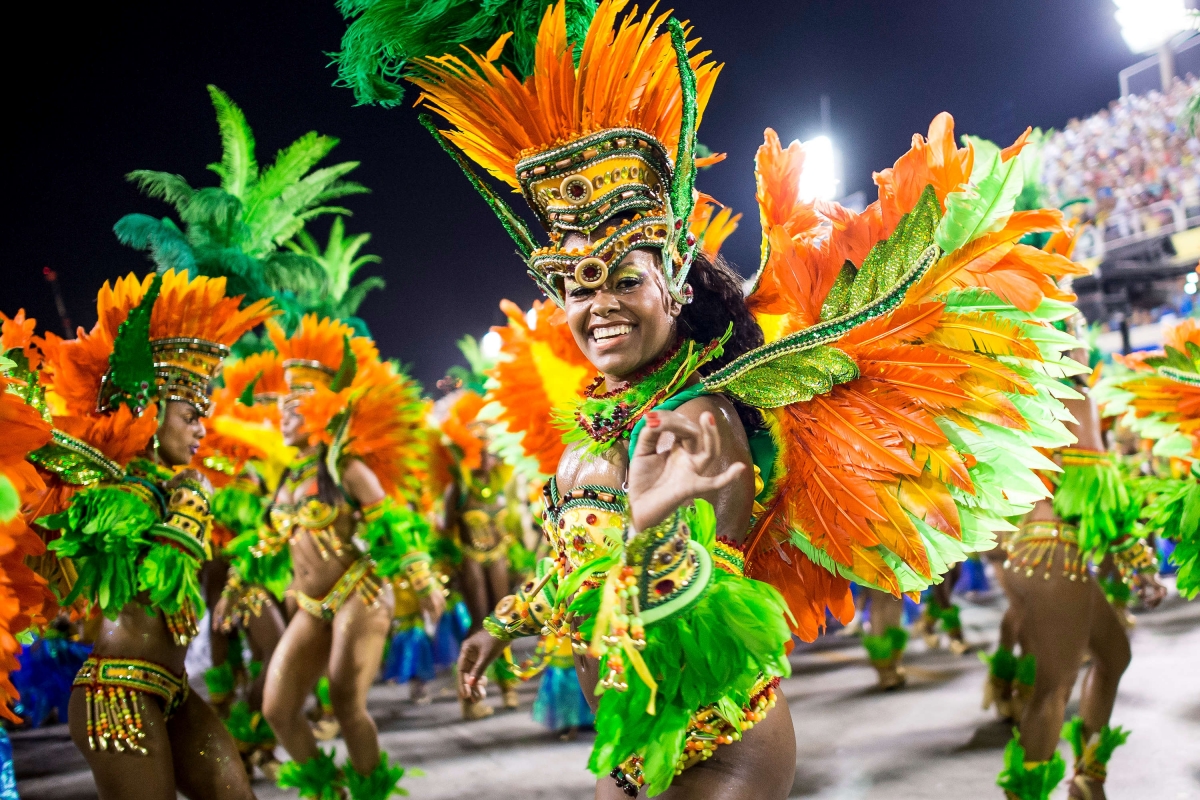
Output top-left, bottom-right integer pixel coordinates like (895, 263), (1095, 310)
(1041, 75), (1200, 244)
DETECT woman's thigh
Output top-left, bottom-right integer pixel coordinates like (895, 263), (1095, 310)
(328, 582), (393, 701)
(168, 691), (255, 800)
(67, 686), (177, 800)
(264, 607), (333, 717)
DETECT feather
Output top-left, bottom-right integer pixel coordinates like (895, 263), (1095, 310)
(897, 470), (961, 539)
(870, 484), (932, 579)
(854, 359), (970, 410)
(935, 144), (1025, 254)
(912, 443), (974, 494)
(837, 301), (945, 351)
(744, 536), (854, 642)
(927, 312), (1042, 360)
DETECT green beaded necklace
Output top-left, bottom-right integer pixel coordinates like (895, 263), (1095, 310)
(559, 330), (728, 453)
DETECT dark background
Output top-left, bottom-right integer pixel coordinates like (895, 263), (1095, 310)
(5, 0), (1146, 388)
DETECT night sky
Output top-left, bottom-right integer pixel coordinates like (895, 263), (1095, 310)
(7, 0), (1147, 389)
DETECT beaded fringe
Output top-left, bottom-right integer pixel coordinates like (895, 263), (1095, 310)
(83, 685), (148, 754)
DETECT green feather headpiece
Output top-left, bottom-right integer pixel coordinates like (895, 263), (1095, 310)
(98, 273), (162, 413)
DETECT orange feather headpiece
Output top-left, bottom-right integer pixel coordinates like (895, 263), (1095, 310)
(269, 315), (380, 401)
(34, 271), (272, 473)
(411, 0), (724, 306)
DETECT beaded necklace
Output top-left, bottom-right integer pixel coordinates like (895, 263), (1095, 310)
(560, 334), (726, 451)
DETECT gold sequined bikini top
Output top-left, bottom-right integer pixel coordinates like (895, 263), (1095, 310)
(262, 455), (353, 560)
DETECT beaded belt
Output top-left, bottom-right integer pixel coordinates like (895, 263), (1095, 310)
(1005, 521), (1088, 581)
(291, 557), (382, 623)
(610, 675), (781, 796)
(73, 657), (189, 754)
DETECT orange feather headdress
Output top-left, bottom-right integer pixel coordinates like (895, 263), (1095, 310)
(270, 315), (425, 499)
(410, 0), (724, 306)
(195, 350), (293, 488)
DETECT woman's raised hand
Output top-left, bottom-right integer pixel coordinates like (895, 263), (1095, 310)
(627, 409), (745, 533)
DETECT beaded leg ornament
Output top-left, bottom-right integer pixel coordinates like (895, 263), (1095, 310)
(1005, 523), (1089, 581)
(84, 685), (147, 754)
(74, 657), (188, 755)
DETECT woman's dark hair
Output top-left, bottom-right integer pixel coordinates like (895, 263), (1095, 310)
(677, 252), (765, 433)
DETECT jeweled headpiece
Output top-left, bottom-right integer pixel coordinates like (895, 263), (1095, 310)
(269, 315), (377, 407)
(402, 0), (722, 305)
(96, 270), (275, 416)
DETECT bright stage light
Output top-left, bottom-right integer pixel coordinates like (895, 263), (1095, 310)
(1186, 282), (1197, 295)
(481, 330), (502, 358)
(1114, 0), (1192, 54)
(799, 135), (840, 202)
(1188, 271), (1199, 284)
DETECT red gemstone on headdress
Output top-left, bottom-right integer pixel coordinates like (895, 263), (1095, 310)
(585, 513), (597, 525)
(581, 263), (602, 282)
(674, 219), (684, 229)
(573, 535), (587, 552)
(654, 579), (675, 596)
(567, 182), (587, 199)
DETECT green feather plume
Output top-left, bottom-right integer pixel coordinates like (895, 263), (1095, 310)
(226, 700), (276, 747)
(342, 751), (409, 799)
(1062, 715), (1130, 769)
(333, 0), (598, 107)
(568, 504), (791, 796)
(137, 541), (206, 616)
(204, 662), (236, 697)
(360, 497), (431, 579)
(1052, 457), (1136, 557)
(980, 646), (1017, 681)
(104, 273), (162, 412)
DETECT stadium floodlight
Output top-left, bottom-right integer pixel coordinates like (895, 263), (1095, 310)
(1114, 0), (1191, 54)
(481, 330), (502, 358)
(798, 135), (840, 202)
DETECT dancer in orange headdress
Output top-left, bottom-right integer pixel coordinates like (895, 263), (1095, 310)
(22, 269), (272, 800)
(254, 314), (435, 800)
(335, 2), (1091, 796)
(1102, 318), (1200, 599)
(197, 350), (294, 779)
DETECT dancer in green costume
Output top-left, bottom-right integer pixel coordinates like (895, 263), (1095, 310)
(331, 3), (1091, 795)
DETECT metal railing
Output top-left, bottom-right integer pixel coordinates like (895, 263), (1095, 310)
(1071, 198), (1199, 260)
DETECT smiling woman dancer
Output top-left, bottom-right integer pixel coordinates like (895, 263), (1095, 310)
(333, 2), (1089, 795)
(33, 270), (272, 800)
(257, 315), (438, 800)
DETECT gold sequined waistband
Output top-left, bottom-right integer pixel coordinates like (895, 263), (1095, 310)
(292, 557), (382, 623)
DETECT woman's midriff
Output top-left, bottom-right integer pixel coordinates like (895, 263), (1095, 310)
(288, 512), (362, 599)
(89, 599), (188, 675)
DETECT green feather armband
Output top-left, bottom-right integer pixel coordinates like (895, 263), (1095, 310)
(41, 485), (159, 618)
(360, 497), (431, 580)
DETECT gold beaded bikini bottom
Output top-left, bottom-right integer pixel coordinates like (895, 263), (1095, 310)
(291, 556), (383, 623)
(73, 657), (189, 755)
(1004, 521), (1088, 581)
